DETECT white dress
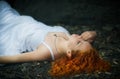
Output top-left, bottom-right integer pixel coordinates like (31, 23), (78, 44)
(0, 1), (69, 56)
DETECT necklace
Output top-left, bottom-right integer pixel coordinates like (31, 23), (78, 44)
(53, 34), (68, 54)
(54, 34), (59, 54)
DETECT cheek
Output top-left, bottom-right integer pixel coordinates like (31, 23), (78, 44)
(68, 41), (75, 48)
(79, 44), (91, 52)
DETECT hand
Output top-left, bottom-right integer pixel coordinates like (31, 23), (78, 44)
(80, 31), (97, 43)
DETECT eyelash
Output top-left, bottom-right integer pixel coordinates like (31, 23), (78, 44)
(77, 41), (80, 44)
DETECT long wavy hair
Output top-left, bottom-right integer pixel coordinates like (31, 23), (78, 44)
(48, 48), (110, 77)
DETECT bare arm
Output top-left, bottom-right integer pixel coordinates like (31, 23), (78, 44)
(0, 46), (51, 64)
(80, 31), (97, 43)
(0, 51), (36, 64)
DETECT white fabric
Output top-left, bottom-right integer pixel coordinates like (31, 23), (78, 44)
(42, 41), (55, 60)
(0, 1), (70, 56)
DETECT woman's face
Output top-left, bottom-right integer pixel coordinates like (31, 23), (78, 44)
(67, 34), (92, 52)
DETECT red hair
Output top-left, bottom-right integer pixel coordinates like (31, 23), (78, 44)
(48, 48), (110, 77)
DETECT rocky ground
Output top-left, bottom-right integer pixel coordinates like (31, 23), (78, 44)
(0, 0), (120, 79)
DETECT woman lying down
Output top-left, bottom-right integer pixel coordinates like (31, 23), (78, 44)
(0, 1), (110, 77)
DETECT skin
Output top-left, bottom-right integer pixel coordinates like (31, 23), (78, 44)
(80, 31), (97, 43)
(0, 31), (97, 64)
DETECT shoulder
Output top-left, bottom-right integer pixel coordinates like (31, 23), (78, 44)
(34, 43), (51, 60)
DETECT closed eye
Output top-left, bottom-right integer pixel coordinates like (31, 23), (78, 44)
(77, 41), (80, 44)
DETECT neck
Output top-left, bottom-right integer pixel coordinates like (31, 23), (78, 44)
(54, 34), (67, 58)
